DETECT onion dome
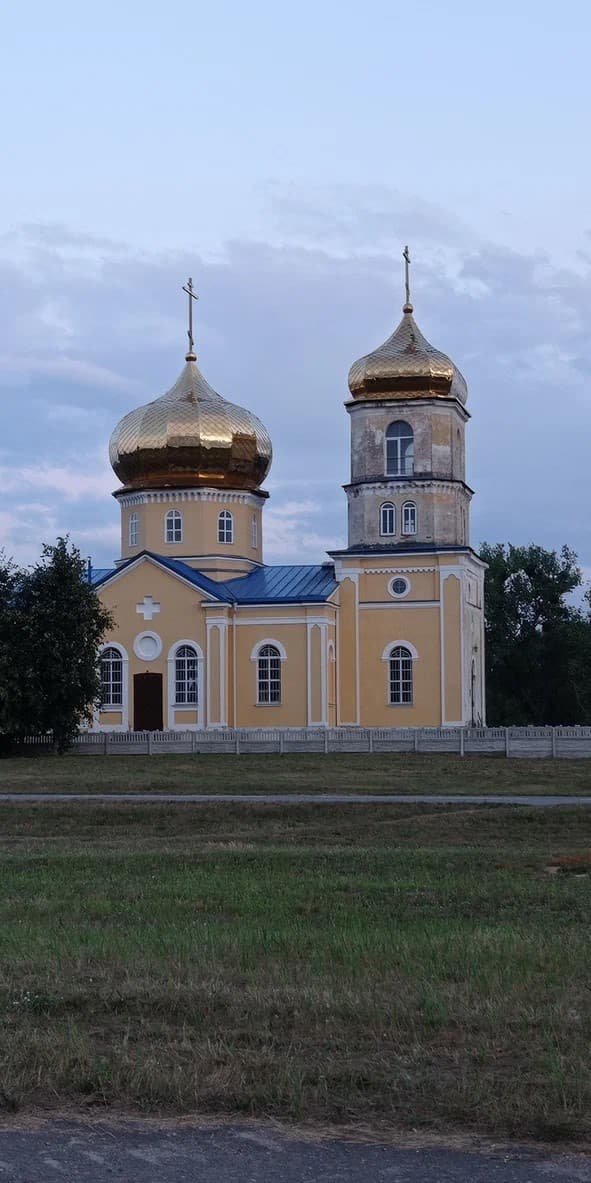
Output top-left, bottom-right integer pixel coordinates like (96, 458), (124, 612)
(109, 353), (272, 494)
(348, 248), (467, 404)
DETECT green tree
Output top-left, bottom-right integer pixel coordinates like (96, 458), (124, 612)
(0, 538), (112, 751)
(480, 542), (591, 725)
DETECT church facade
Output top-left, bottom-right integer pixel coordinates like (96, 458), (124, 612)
(92, 264), (485, 731)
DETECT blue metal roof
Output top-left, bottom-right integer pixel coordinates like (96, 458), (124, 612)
(90, 552), (233, 601)
(89, 567), (114, 585)
(90, 554), (337, 605)
(223, 564), (337, 604)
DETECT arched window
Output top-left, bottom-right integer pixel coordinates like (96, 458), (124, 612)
(100, 647), (123, 707)
(165, 509), (182, 543)
(174, 644), (198, 705)
(257, 644), (282, 704)
(380, 502), (395, 536)
(218, 510), (233, 544)
(389, 645), (413, 705)
(251, 514), (258, 549)
(402, 501), (417, 535)
(386, 421), (414, 476)
(129, 512), (139, 547)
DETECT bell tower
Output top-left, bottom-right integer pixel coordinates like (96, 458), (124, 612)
(344, 248), (472, 552)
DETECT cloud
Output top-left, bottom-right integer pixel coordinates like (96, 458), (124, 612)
(0, 197), (590, 572)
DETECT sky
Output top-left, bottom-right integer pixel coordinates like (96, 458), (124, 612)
(1, 0), (590, 574)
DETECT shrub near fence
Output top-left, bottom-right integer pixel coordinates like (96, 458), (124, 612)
(17, 726), (591, 758)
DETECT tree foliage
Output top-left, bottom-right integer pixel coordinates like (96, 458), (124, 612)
(480, 542), (591, 725)
(0, 538), (112, 752)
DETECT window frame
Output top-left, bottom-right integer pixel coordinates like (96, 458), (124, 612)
(100, 646), (123, 708)
(388, 645), (414, 706)
(218, 510), (234, 545)
(385, 421), (414, 477)
(129, 512), (139, 547)
(256, 643), (283, 705)
(174, 644), (199, 706)
(379, 501), (396, 537)
(251, 514), (258, 549)
(401, 500), (417, 536)
(165, 509), (183, 544)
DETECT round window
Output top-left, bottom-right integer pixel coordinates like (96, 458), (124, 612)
(389, 576), (410, 598)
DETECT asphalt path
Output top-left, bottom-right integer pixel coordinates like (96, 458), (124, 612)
(0, 1122), (589, 1182)
(0, 791), (591, 806)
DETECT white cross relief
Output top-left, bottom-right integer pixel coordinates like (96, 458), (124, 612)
(136, 595), (161, 621)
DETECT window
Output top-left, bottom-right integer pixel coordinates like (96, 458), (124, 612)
(165, 509), (182, 543)
(174, 645), (198, 705)
(257, 644), (281, 704)
(129, 512), (138, 547)
(389, 576), (410, 598)
(100, 647), (123, 707)
(218, 510), (233, 544)
(386, 421), (414, 476)
(251, 514), (258, 549)
(380, 502), (395, 536)
(389, 646), (413, 705)
(402, 501), (417, 535)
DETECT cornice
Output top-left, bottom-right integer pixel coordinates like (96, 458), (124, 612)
(344, 477), (474, 498)
(114, 487), (266, 509)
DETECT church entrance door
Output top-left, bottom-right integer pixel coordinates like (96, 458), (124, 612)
(134, 673), (163, 731)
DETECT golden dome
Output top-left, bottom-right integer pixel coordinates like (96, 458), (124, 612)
(348, 302), (468, 405)
(109, 353), (272, 493)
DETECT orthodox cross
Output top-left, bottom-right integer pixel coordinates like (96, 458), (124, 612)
(403, 245), (411, 307)
(136, 595), (161, 621)
(182, 276), (199, 355)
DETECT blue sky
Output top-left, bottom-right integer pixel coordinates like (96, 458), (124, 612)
(1, 0), (590, 571)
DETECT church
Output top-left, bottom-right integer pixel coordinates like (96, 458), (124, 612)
(91, 255), (486, 732)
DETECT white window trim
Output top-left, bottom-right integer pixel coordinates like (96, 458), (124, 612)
(401, 500), (417, 536)
(249, 638), (288, 662)
(388, 576), (411, 599)
(251, 514), (258, 549)
(95, 642), (129, 731)
(381, 639), (419, 661)
(167, 640), (204, 730)
(129, 512), (139, 547)
(382, 641), (417, 708)
(218, 510), (234, 545)
(165, 509), (183, 544)
(379, 501), (396, 537)
(385, 421), (414, 478)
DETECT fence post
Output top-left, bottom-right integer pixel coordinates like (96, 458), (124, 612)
(236, 731), (240, 755)
(147, 731), (153, 756)
(103, 731), (109, 756)
(505, 727), (510, 758)
(552, 728), (557, 758)
(414, 730), (419, 754)
(324, 729), (329, 754)
(459, 728), (465, 757)
(279, 731), (284, 755)
(191, 730), (197, 754)
(368, 729), (373, 754)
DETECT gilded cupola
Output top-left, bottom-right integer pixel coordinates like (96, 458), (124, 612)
(109, 280), (272, 494)
(348, 248), (467, 405)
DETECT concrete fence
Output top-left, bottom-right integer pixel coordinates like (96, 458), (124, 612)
(16, 726), (591, 758)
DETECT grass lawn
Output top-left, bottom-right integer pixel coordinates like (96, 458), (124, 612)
(0, 800), (590, 1139)
(1, 752), (591, 794)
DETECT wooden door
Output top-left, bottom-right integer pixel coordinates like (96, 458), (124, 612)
(133, 673), (163, 731)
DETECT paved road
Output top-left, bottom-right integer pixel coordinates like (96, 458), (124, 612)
(0, 792), (590, 806)
(0, 1121), (589, 1181)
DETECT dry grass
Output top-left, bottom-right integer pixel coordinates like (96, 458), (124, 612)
(0, 801), (590, 1140)
(1, 752), (591, 795)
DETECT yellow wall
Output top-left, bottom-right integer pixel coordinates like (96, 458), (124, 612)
(96, 549), (476, 732)
(119, 496), (264, 574)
